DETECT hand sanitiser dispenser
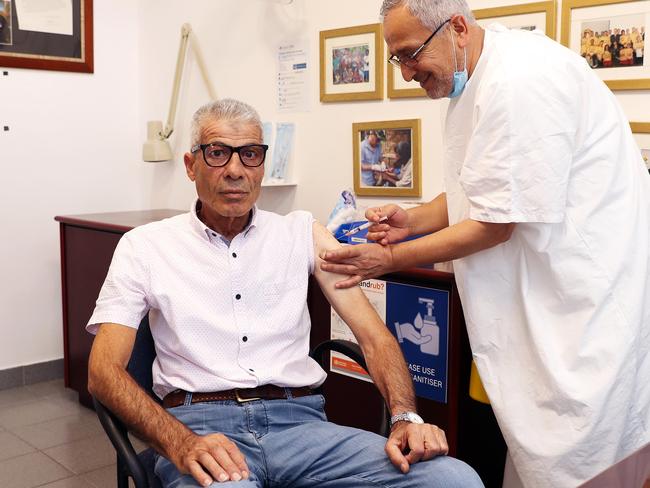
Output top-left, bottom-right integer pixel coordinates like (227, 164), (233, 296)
(418, 298), (440, 356)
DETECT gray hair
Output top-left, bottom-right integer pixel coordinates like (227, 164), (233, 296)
(380, 0), (475, 30)
(190, 98), (263, 147)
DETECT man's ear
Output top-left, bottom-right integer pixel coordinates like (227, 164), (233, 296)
(451, 14), (471, 48)
(184, 152), (196, 181)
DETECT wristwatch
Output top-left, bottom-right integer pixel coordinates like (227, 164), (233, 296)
(390, 411), (424, 427)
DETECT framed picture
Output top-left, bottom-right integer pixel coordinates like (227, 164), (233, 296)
(630, 122), (650, 172)
(387, 63), (428, 99)
(0, 0), (93, 73)
(320, 23), (384, 102)
(473, 1), (557, 38)
(561, 0), (649, 90)
(352, 119), (421, 197)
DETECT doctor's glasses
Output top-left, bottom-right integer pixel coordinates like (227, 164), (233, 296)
(388, 18), (450, 68)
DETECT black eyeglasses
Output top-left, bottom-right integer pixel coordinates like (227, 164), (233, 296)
(388, 18), (450, 68)
(190, 142), (269, 168)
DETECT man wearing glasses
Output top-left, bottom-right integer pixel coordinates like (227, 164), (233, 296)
(86, 99), (482, 488)
(321, 1), (650, 487)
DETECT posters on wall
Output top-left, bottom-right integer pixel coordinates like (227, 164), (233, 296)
(330, 279), (450, 403)
(277, 41), (309, 113)
(261, 122), (296, 182)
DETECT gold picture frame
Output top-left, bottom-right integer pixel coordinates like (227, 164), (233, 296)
(353, 119), (422, 197)
(630, 122), (650, 133)
(474, 1), (557, 39)
(384, 37), (427, 99)
(387, 64), (428, 99)
(561, 0), (650, 90)
(320, 23), (384, 102)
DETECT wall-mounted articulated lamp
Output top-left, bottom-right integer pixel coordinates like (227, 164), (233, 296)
(143, 23), (217, 162)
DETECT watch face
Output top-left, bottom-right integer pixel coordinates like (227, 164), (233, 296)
(406, 412), (424, 424)
(391, 411), (424, 426)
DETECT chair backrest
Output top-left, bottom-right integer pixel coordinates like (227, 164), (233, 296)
(126, 316), (158, 400)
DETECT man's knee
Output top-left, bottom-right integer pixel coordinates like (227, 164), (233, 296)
(411, 455), (484, 488)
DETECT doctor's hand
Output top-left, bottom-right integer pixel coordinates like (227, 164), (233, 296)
(365, 205), (410, 245)
(385, 422), (449, 473)
(172, 432), (249, 486)
(320, 243), (394, 288)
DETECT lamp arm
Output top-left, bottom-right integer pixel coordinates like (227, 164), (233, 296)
(161, 23), (217, 140)
(162, 24), (191, 139)
(190, 31), (218, 101)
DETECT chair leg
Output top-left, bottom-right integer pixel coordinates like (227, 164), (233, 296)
(117, 458), (130, 488)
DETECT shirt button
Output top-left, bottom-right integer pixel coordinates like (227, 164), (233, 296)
(242, 336), (248, 342)
(235, 293), (241, 300)
(232, 252), (237, 258)
(249, 368), (254, 372)
(211, 232), (216, 237)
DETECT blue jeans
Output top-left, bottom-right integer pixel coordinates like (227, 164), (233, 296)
(154, 393), (484, 488)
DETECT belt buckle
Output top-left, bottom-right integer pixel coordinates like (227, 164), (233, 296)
(235, 389), (261, 403)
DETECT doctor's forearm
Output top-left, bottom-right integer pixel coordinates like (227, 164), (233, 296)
(405, 193), (449, 236)
(391, 219), (514, 268)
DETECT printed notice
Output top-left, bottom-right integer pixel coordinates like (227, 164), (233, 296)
(277, 41), (309, 113)
(329, 278), (451, 404)
(15, 0), (72, 35)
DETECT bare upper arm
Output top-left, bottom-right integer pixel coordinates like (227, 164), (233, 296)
(89, 323), (138, 371)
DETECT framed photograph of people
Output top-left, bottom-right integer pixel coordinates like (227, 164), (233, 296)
(561, 0), (649, 90)
(320, 23), (384, 102)
(630, 122), (650, 172)
(473, 1), (557, 38)
(352, 119), (421, 197)
(0, 0), (93, 73)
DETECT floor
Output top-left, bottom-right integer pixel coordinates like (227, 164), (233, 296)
(0, 379), (145, 488)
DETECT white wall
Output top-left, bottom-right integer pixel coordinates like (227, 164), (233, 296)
(1, 0), (648, 369)
(0, 0), (149, 369)
(138, 0), (450, 221)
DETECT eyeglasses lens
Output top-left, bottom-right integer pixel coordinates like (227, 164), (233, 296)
(204, 144), (265, 167)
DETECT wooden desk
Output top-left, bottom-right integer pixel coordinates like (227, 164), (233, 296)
(55, 210), (184, 408)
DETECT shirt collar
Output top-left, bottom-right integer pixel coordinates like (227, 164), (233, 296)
(189, 198), (259, 242)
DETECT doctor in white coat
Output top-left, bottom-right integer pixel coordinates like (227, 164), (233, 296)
(320, 0), (650, 486)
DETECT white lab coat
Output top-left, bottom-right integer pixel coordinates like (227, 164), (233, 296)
(444, 24), (650, 487)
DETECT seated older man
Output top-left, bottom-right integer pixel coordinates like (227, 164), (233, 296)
(87, 99), (483, 488)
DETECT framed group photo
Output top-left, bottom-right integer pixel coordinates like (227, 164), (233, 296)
(320, 23), (384, 102)
(630, 122), (650, 172)
(0, 0), (93, 73)
(352, 119), (421, 197)
(473, 1), (557, 38)
(561, 0), (649, 90)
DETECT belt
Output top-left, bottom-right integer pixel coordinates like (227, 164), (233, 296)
(162, 385), (314, 409)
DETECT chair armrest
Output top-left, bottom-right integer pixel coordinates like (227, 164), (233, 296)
(92, 396), (150, 488)
(310, 339), (391, 437)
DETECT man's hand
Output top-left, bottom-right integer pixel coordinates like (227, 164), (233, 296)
(320, 242), (394, 288)
(385, 422), (449, 473)
(172, 432), (249, 486)
(365, 205), (410, 245)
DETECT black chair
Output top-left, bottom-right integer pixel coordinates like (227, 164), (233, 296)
(92, 317), (390, 488)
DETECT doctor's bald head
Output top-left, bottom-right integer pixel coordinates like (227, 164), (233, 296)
(380, 0), (476, 31)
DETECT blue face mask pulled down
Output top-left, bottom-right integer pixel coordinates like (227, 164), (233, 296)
(448, 30), (468, 98)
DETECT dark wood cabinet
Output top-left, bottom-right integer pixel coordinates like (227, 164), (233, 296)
(55, 210), (184, 408)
